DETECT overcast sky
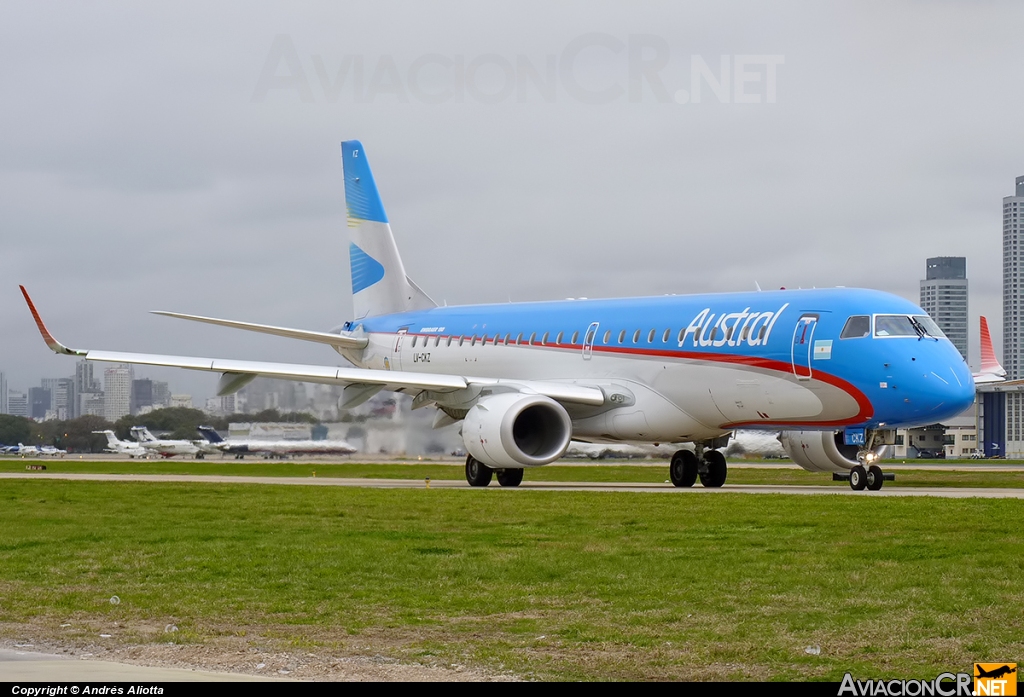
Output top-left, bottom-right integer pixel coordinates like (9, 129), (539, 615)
(2, 1), (1023, 402)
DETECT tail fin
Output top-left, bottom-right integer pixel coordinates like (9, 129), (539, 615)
(342, 141), (436, 319)
(974, 316), (1007, 384)
(196, 426), (224, 443)
(93, 430), (118, 446)
(131, 426), (156, 442)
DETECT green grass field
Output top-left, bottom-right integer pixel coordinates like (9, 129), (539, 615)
(1, 478), (1022, 680)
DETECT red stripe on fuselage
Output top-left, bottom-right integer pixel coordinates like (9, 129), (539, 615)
(388, 333), (875, 427)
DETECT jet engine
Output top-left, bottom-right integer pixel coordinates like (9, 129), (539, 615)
(778, 430), (861, 473)
(462, 393), (572, 468)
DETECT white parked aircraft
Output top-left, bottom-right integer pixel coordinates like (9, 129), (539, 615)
(130, 426), (201, 459)
(196, 426), (356, 459)
(93, 430), (150, 458)
(22, 141), (977, 491)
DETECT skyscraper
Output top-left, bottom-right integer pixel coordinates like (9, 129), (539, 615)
(1005, 176), (1024, 380)
(920, 257), (968, 360)
(104, 365), (133, 422)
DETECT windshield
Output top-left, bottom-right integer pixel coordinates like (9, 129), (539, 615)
(874, 314), (945, 339)
(874, 315), (917, 337)
(913, 315), (946, 338)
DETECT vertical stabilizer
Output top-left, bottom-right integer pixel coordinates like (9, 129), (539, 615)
(342, 141), (436, 319)
(974, 316), (1007, 383)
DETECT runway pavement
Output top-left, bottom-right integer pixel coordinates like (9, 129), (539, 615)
(3, 471), (1024, 498)
(0, 647), (279, 681)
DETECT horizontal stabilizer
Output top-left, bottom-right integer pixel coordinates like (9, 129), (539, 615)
(151, 311), (368, 350)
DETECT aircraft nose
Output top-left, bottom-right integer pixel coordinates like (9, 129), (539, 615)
(917, 359), (975, 421)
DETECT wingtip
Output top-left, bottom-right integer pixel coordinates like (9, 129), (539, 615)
(20, 286), (85, 356)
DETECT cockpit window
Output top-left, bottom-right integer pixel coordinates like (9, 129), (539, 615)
(841, 315), (871, 339)
(913, 315), (946, 338)
(874, 315), (918, 337)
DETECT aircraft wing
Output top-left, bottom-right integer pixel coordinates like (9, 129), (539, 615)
(21, 287), (605, 407)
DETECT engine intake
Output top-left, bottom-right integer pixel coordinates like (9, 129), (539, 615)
(463, 393), (572, 468)
(778, 430), (861, 473)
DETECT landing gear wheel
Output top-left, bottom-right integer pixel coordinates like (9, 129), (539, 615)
(849, 465), (867, 491)
(496, 468), (524, 487)
(465, 456), (493, 487)
(867, 464), (884, 491)
(698, 450), (727, 488)
(669, 450), (699, 488)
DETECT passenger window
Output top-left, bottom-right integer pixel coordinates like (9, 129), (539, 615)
(662, 329), (670, 343)
(410, 336), (417, 348)
(503, 333), (510, 345)
(459, 336), (465, 346)
(603, 330), (611, 344)
(841, 315), (871, 339)
(529, 332), (536, 345)
(542, 332), (549, 345)
(677, 328), (685, 343)
(618, 330), (626, 343)
(647, 329), (655, 343)
(571, 331), (579, 344)
(516, 333), (523, 345)
(447, 336), (453, 347)
(633, 330), (641, 343)
(556, 331), (563, 344)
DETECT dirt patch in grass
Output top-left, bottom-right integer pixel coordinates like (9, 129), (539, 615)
(0, 619), (519, 681)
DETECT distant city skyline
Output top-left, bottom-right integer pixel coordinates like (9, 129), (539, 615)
(920, 256), (968, 360)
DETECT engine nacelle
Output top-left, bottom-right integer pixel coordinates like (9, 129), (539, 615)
(778, 430), (861, 473)
(463, 393), (572, 468)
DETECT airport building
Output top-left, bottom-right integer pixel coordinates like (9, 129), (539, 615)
(0, 372), (7, 414)
(919, 257), (968, 360)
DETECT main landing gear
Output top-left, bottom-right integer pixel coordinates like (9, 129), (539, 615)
(848, 463), (885, 491)
(465, 455), (523, 488)
(669, 448), (727, 488)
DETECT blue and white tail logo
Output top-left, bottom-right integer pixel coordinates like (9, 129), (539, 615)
(342, 141), (435, 318)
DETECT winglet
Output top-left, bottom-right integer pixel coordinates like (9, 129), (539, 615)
(19, 286), (87, 356)
(974, 316), (1007, 384)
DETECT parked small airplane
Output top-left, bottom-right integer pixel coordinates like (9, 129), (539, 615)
(195, 426), (357, 459)
(93, 430), (150, 458)
(130, 426), (201, 459)
(22, 141), (980, 490)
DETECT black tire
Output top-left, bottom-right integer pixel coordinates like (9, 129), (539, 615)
(496, 468), (524, 487)
(698, 450), (727, 488)
(849, 465), (867, 491)
(669, 449), (699, 488)
(465, 455), (493, 487)
(867, 464), (884, 491)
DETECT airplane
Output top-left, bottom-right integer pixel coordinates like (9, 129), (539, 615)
(21, 140), (979, 491)
(38, 445), (67, 457)
(93, 429), (151, 458)
(975, 665), (1017, 680)
(130, 426), (202, 459)
(15, 443), (41, 457)
(195, 426), (357, 459)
